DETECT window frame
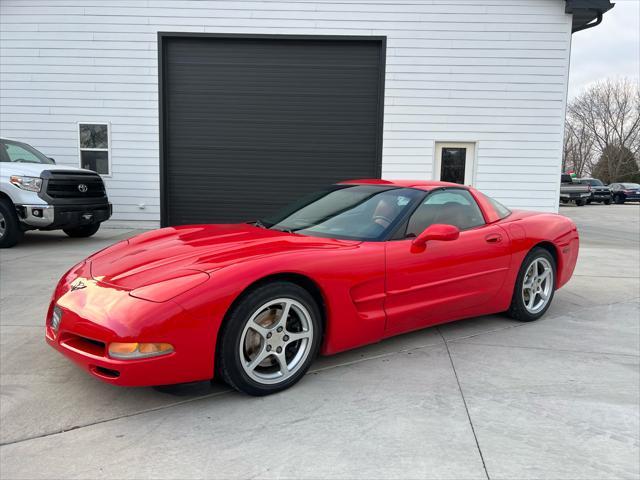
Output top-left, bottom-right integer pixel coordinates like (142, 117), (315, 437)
(77, 121), (111, 176)
(433, 141), (477, 186)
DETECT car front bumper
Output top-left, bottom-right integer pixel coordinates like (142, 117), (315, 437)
(560, 193), (590, 200)
(46, 264), (214, 387)
(591, 192), (612, 200)
(19, 203), (112, 229)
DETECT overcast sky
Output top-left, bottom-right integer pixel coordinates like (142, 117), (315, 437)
(568, 0), (639, 99)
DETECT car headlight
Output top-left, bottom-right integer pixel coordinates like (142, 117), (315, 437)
(108, 342), (174, 360)
(10, 175), (42, 192)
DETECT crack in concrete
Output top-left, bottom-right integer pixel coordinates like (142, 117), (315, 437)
(439, 328), (491, 480)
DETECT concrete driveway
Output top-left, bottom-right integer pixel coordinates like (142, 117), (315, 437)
(1, 205), (638, 479)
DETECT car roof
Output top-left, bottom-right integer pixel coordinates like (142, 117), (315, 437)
(338, 179), (467, 191)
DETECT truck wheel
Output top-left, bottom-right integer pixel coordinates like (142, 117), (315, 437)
(586, 199), (592, 204)
(604, 198), (611, 205)
(575, 199), (585, 206)
(0, 199), (24, 248)
(63, 223), (101, 238)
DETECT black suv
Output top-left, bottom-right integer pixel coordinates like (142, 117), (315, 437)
(577, 178), (612, 205)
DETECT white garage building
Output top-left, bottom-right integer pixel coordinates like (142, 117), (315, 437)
(0, 0), (613, 226)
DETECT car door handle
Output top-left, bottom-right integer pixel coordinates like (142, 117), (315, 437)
(485, 234), (502, 243)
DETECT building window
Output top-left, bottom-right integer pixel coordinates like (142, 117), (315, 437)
(79, 123), (110, 175)
(434, 142), (476, 186)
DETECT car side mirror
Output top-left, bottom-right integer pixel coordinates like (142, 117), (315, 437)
(48, 157), (56, 164)
(412, 224), (460, 249)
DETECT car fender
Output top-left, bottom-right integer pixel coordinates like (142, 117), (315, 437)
(169, 241), (387, 377)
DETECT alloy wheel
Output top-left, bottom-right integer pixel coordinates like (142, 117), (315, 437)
(239, 298), (314, 385)
(522, 257), (554, 314)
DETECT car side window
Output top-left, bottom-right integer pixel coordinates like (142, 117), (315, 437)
(405, 189), (485, 237)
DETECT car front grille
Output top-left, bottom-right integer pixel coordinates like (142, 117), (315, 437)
(46, 172), (106, 199)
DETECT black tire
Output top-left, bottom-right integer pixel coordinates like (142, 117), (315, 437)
(63, 223), (101, 238)
(507, 247), (556, 322)
(217, 281), (323, 396)
(575, 199), (585, 206)
(614, 194), (625, 204)
(0, 199), (24, 248)
(604, 198), (612, 205)
(586, 199), (592, 204)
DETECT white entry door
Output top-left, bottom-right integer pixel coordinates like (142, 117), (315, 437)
(434, 142), (476, 185)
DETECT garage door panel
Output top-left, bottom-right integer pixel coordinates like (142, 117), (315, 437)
(162, 35), (384, 226)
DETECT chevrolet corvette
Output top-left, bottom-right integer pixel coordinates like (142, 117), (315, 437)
(46, 180), (579, 395)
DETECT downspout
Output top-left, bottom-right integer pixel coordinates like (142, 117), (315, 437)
(572, 11), (604, 33)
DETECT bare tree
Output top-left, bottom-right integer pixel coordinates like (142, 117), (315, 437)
(563, 118), (596, 177)
(566, 78), (640, 181)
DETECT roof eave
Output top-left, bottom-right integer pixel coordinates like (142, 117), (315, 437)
(566, 0), (615, 33)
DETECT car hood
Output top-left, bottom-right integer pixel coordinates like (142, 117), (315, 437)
(0, 162), (93, 177)
(89, 223), (359, 290)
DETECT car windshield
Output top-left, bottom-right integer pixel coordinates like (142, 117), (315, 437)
(621, 183), (640, 189)
(261, 185), (423, 241)
(0, 139), (54, 164)
(581, 179), (604, 186)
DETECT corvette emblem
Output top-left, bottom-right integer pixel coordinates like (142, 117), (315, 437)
(78, 183), (88, 193)
(70, 280), (87, 291)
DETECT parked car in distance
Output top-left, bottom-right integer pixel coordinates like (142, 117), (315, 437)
(577, 178), (612, 204)
(46, 180), (579, 396)
(0, 138), (112, 248)
(609, 183), (640, 204)
(559, 174), (591, 206)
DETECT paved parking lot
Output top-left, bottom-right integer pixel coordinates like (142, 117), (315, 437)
(1, 205), (638, 479)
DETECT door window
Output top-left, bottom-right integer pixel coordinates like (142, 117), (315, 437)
(406, 189), (485, 236)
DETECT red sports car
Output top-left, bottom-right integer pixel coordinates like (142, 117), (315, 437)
(46, 180), (579, 395)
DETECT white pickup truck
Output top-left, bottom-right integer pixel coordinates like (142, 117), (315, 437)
(0, 138), (112, 248)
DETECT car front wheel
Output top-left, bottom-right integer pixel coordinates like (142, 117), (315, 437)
(614, 194), (625, 204)
(508, 248), (556, 322)
(217, 281), (322, 396)
(0, 199), (24, 248)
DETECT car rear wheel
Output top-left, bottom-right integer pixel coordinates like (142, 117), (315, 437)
(63, 223), (101, 238)
(0, 199), (23, 248)
(217, 281), (322, 396)
(508, 248), (556, 322)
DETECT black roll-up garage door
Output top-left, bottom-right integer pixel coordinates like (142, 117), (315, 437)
(159, 34), (386, 226)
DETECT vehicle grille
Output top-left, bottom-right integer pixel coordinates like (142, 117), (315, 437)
(46, 172), (106, 199)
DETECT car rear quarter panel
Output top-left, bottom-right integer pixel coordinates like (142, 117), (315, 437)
(500, 211), (579, 292)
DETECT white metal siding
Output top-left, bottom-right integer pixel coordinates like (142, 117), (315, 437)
(0, 0), (573, 221)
